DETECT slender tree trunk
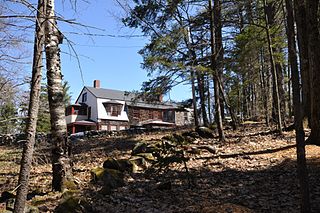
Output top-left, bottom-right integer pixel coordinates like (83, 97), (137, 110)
(216, 76), (238, 130)
(44, 0), (72, 191)
(305, 0), (320, 145)
(207, 79), (213, 124)
(13, 1), (46, 212)
(196, 71), (209, 126)
(260, 49), (270, 126)
(214, 0), (225, 121)
(294, 0), (311, 125)
(191, 70), (199, 127)
(285, 0), (311, 211)
(263, 0), (283, 134)
(209, 0), (225, 141)
(287, 58), (292, 117)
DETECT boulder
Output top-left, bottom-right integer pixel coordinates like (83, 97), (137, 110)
(182, 131), (200, 139)
(129, 156), (146, 168)
(131, 142), (148, 155)
(136, 153), (155, 161)
(103, 157), (121, 170)
(196, 127), (215, 138)
(101, 169), (125, 194)
(132, 142), (161, 154)
(62, 180), (78, 191)
(55, 196), (90, 213)
(90, 167), (105, 182)
(172, 133), (185, 144)
(117, 159), (135, 173)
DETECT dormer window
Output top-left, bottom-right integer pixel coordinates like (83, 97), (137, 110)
(103, 101), (123, 116)
(82, 93), (87, 102)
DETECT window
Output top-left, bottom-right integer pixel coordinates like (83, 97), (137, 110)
(105, 104), (122, 116)
(82, 93), (87, 102)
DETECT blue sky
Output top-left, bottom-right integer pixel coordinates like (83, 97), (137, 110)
(53, 0), (191, 102)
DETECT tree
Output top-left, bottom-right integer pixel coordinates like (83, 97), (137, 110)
(0, 78), (19, 134)
(263, 0), (283, 134)
(37, 80), (72, 133)
(293, 0), (310, 125)
(305, 0), (320, 146)
(13, 0), (46, 212)
(44, 0), (72, 191)
(209, 0), (225, 141)
(285, 0), (310, 211)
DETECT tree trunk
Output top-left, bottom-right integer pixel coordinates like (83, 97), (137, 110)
(191, 70), (199, 127)
(216, 75), (238, 130)
(214, 0), (225, 121)
(209, 0), (225, 141)
(207, 79), (213, 124)
(305, 0), (320, 145)
(13, 1), (46, 212)
(44, 0), (72, 191)
(259, 48), (270, 126)
(196, 70), (209, 127)
(294, 0), (311, 125)
(263, 0), (283, 134)
(285, 0), (311, 211)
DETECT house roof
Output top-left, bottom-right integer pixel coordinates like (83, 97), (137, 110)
(126, 101), (178, 110)
(85, 86), (135, 101)
(85, 86), (180, 110)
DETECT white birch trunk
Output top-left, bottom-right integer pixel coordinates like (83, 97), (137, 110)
(44, 0), (71, 191)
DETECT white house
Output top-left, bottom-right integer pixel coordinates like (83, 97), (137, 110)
(65, 80), (193, 133)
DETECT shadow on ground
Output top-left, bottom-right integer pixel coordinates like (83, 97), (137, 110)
(83, 155), (320, 213)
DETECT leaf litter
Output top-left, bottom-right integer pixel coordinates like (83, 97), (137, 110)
(0, 124), (320, 212)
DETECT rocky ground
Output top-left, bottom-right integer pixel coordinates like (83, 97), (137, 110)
(0, 124), (320, 212)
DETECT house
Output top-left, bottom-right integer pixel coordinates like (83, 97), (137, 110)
(65, 80), (194, 134)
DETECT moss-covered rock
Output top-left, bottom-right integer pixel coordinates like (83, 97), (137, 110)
(55, 196), (90, 213)
(103, 169), (125, 188)
(129, 156), (146, 168)
(172, 133), (186, 144)
(196, 126), (215, 138)
(136, 153), (155, 161)
(62, 180), (78, 191)
(117, 159), (135, 172)
(90, 167), (105, 182)
(132, 142), (148, 155)
(100, 169), (125, 194)
(182, 131), (200, 139)
(61, 190), (81, 200)
(103, 157), (121, 170)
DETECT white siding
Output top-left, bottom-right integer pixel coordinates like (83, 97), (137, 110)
(66, 115), (88, 124)
(76, 88), (98, 122)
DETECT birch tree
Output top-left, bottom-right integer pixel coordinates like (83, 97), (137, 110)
(44, 0), (72, 191)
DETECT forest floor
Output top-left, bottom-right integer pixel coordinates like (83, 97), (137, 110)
(1, 124), (320, 213)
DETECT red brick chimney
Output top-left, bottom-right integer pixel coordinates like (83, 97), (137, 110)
(93, 80), (100, 88)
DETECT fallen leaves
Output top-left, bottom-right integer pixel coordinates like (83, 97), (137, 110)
(1, 125), (320, 212)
